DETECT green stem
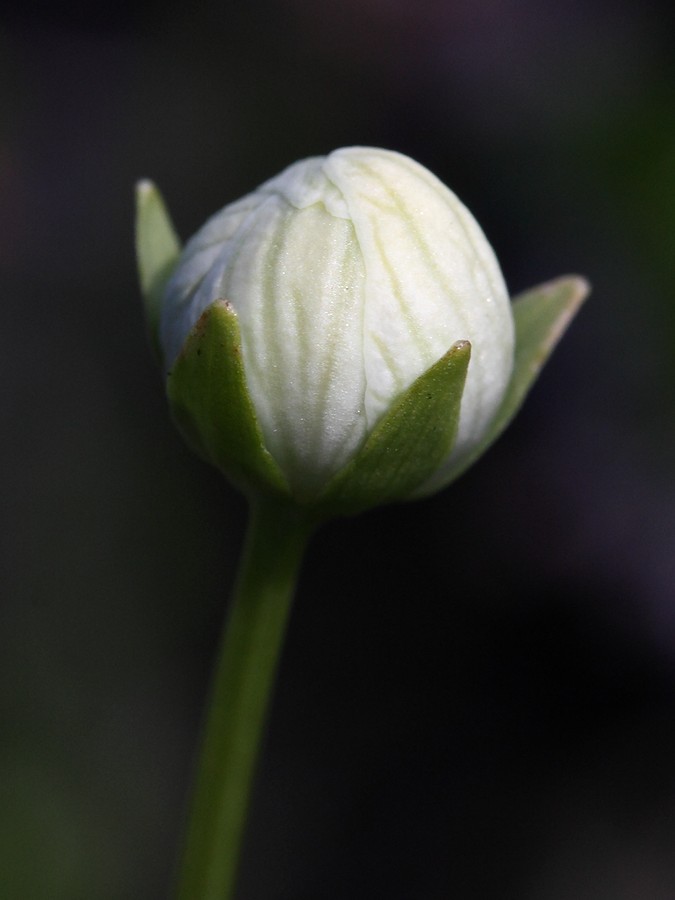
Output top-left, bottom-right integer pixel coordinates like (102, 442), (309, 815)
(175, 495), (314, 900)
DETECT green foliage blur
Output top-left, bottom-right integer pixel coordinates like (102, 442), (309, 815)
(2, 1), (675, 897)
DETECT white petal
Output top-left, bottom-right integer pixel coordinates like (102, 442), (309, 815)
(226, 200), (368, 497)
(324, 147), (514, 460)
(160, 191), (271, 367)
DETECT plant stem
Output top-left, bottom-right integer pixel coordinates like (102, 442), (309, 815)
(175, 495), (314, 900)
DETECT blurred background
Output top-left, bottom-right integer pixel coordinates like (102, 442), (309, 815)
(2, 0), (675, 897)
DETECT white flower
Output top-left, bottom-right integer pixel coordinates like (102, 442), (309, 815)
(158, 147), (514, 499)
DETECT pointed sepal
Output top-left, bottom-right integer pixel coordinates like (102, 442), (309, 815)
(316, 340), (472, 517)
(135, 180), (182, 359)
(414, 275), (589, 497)
(167, 300), (290, 499)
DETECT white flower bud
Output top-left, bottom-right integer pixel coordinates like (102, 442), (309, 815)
(159, 147), (514, 500)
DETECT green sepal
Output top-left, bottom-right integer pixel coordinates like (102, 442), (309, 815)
(315, 340), (472, 518)
(135, 180), (182, 360)
(413, 275), (589, 497)
(167, 300), (291, 500)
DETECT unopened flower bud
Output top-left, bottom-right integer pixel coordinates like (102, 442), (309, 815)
(136, 147), (587, 515)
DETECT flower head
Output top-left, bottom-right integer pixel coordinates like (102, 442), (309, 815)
(136, 148), (587, 515)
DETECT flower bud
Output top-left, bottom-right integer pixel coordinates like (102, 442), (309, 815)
(136, 148), (587, 515)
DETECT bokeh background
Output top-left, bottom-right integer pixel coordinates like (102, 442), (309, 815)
(2, 1), (675, 897)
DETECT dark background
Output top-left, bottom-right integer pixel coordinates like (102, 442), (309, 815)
(2, 1), (675, 897)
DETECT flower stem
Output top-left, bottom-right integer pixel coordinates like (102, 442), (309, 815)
(175, 495), (314, 900)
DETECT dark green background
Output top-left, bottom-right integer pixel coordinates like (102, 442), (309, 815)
(2, 1), (675, 897)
